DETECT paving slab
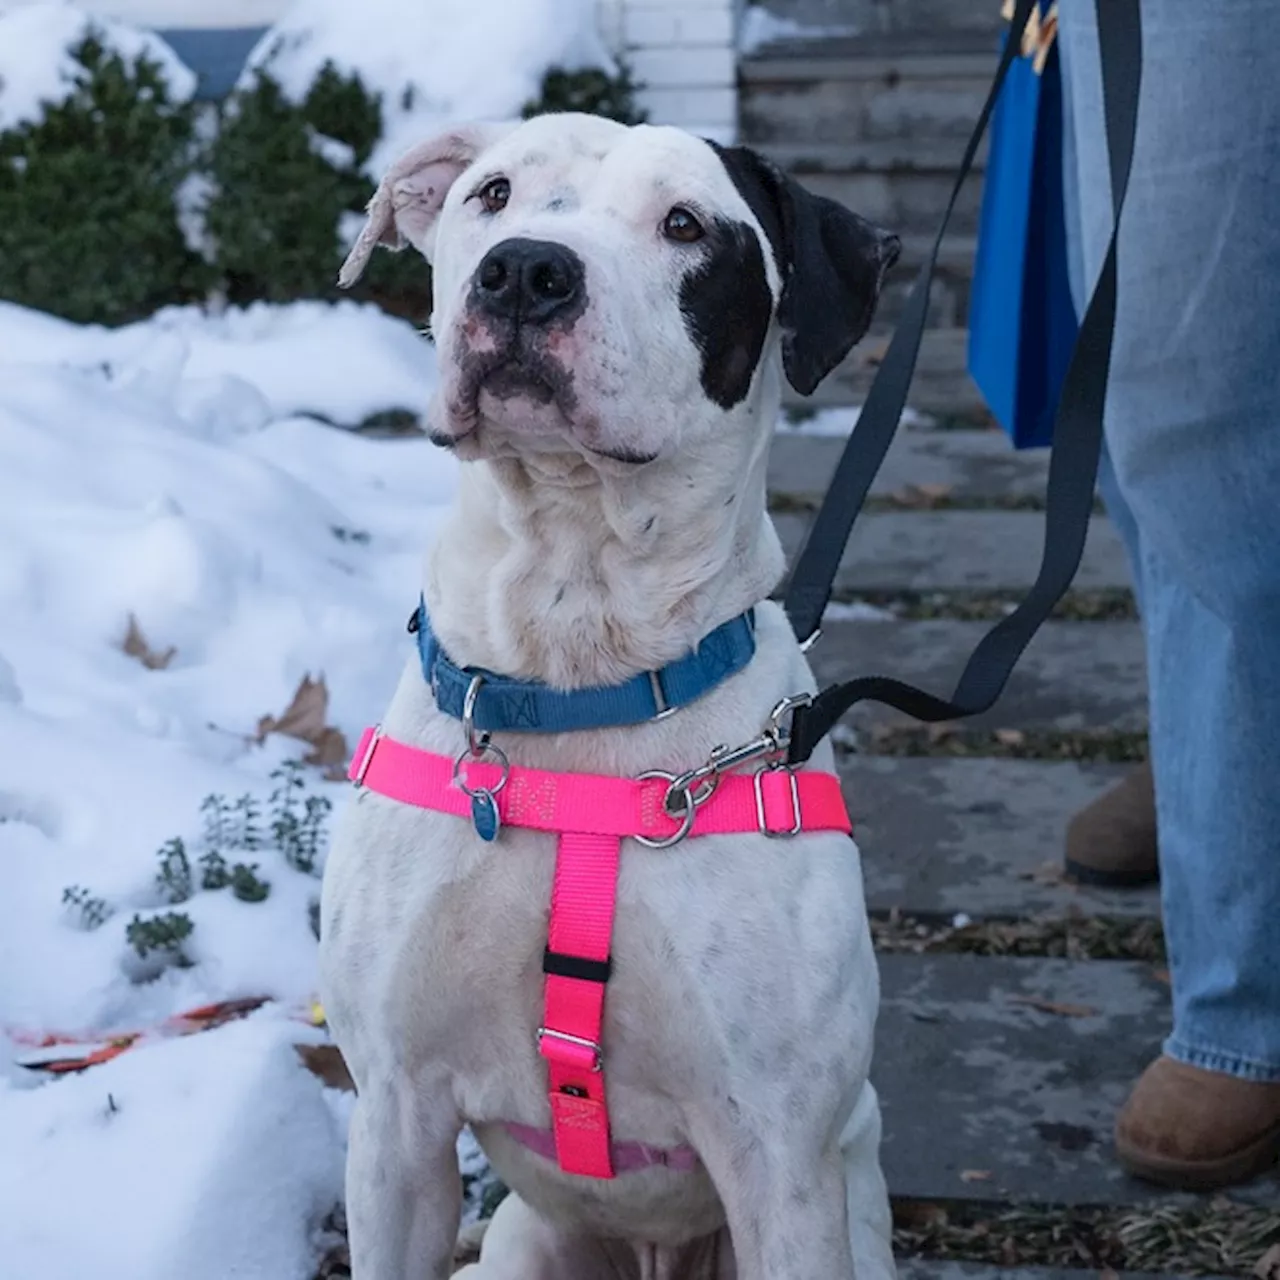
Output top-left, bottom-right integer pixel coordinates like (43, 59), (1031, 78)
(773, 512), (1131, 594)
(840, 757), (1159, 920)
(781, 327), (988, 416)
(769, 429), (1052, 505)
(809, 621), (1148, 735)
(898, 1266), (1231, 1280)
(873, 955), (1280, 1207)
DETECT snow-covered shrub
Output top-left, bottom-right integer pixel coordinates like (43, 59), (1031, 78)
(202, 63), (380, 305)
(0, 12), (209, 324)
(230, 0), (621, 318)
(523, 61), (648, 125)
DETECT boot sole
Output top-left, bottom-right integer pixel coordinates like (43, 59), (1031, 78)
(1064, 857), (1159, 888)
(1116, 1118), (1280, 1191)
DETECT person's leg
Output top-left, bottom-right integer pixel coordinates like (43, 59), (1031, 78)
(1056, 13), (1157, 887)
(1058, 0), (1280, 1186)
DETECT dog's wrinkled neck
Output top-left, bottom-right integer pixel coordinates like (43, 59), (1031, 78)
(424, 423), (785, 690)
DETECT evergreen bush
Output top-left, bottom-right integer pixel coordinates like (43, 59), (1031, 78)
(0, 31), (209, 325)
(202, 62), (380, 305)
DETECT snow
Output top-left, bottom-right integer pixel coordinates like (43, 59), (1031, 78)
(242, 0), (615, 177)
(0, 1014), (344, 1280)
(777, 404), (932, 436)
(738, 5), (860, 55)
(0, 1), (196, 133)
(0, 298), (440, 428)
(0, 296), (456, 1277)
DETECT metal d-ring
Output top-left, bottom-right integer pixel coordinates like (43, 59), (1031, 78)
(452, 740), (511, 798)
(634, 770), (697, 849)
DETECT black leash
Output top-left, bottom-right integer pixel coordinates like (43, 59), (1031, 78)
(782, 0), (1142, 767)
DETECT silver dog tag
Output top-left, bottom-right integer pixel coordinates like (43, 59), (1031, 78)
(470, 789), (501, 843)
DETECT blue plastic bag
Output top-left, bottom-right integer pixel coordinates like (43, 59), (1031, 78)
(968, 2), (1077, 450)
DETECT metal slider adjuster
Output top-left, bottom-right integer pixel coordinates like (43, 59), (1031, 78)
(754, 765), (802, 838)
(649, 669), (678, 722)
(352, 725), (382, 787)
(536, 1027), (604, 1072)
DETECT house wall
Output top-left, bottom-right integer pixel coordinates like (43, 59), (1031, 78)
(79, 0), (741, 139)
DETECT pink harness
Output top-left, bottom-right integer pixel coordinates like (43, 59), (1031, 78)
(349, 723), (852, 1180)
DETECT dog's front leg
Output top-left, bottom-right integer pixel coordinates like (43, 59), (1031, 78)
(345, 1077), (462, 1280)
(694, 1118), (858, 1280)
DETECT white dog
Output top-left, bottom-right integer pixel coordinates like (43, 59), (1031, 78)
(322, 111), (901, 1280)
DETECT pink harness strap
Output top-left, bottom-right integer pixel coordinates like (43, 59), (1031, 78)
(349, 726), (852, 1180)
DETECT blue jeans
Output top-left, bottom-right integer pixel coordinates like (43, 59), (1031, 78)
(1059, 1), (1280, 1083)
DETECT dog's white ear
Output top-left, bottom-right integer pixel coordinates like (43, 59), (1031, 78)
(338, 122), (517, 288)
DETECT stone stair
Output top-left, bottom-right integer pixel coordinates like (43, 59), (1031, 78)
(762, 421), (1280, 1277)
(740, 0), (1004, 419)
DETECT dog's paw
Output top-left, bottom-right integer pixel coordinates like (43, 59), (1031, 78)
(452, 1219), (490, 1273)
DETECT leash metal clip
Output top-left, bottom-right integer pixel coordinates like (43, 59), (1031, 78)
(635, 692), (816, 849)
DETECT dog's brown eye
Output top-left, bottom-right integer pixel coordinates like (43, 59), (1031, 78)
(663, 206), (704, 244)
(478, 177), (510, 213)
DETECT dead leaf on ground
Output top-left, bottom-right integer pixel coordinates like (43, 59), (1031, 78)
(960, 1169), (993, 1183)
(1151, 967), (1171, 986)
(892, 482), (954, 509)
(255, 673), (349, 768)
(994, 728), (1026, 746)
(1254, 1243), (1280, 1280)
(860, 338), (890, 367)
(295, 1042), (356, 1092)
(892, 1199), (949, 1230)
(1009, 995), (1100, 1019)
(122, 613), (176, 670)
(1021, 859), (1070, 887)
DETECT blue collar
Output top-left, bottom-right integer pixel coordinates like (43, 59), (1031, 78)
(412, 600), (757, 734)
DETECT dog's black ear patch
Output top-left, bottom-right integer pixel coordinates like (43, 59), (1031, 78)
(709, 142), (901, 397)
(678, 216), (775, 410)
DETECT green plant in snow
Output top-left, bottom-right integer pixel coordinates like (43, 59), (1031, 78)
(62, 885), (113, 931)
(153, 836), (193, 904)
(198, 848), (232, 891)
(230, 862), (271, 903)
(125, 911), (194, 964)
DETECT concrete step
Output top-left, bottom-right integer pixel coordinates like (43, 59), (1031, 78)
(840, 756), (1157, 920)
(900, 1268), (1233, 1280)
(874, 954), (1279, 1207)
(743, 0), (1004, 51)
(767, 426), (1047, 506)
(783, 327), (987, 418)
(754, 141), (985, 238)
(772, 510), (1131, 594)
(876, 232), (977, 329)
(807, 619), (1147, 735)
(740, 51), (997, 150)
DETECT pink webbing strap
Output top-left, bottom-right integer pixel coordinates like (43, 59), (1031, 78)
(540, 831), (619, 1177)
(349, 727), (853, 841)
(348, 727), (853, 1180)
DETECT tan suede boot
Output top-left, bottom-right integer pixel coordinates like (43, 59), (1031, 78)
(1116, 1056), (1280, 1189)
(1064, 761), (1158, 886)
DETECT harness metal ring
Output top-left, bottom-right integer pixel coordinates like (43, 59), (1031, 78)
(634, 770), (697, 849)
(452, 741), (511, 798)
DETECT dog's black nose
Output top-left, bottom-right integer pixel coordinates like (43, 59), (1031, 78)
(473, 238), (585, 324)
